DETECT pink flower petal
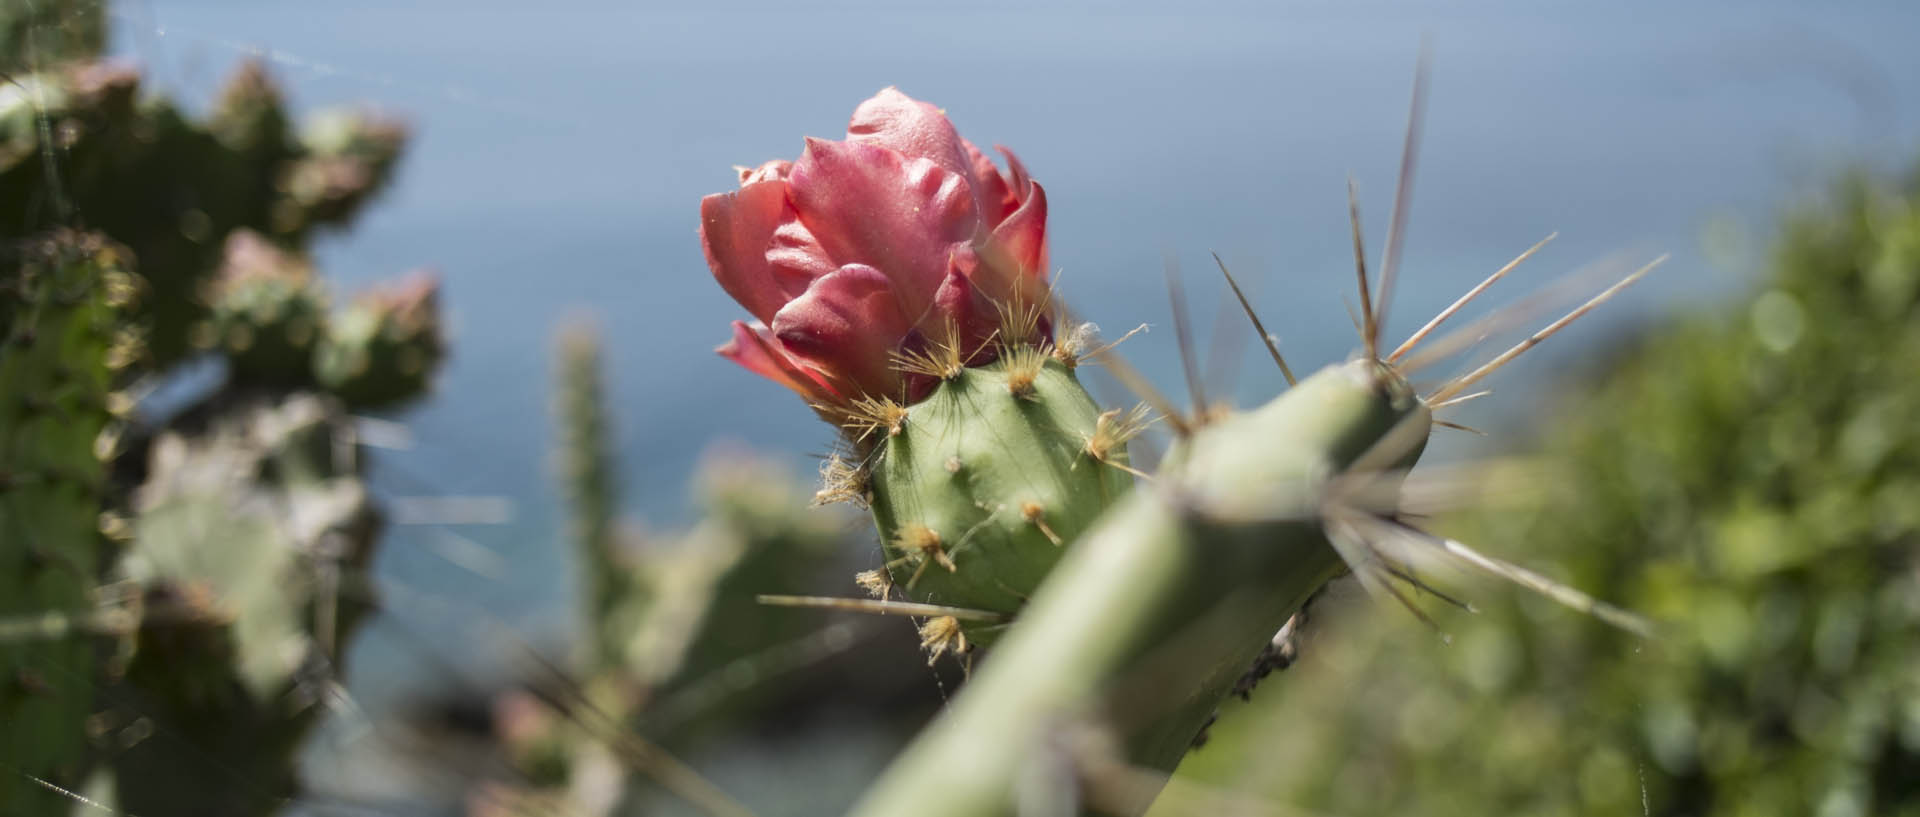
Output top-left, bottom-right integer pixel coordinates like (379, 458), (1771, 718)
(736, 159), (793, 186)
(788, 138), (981, 319)
(991, 179), (1049, 283)
(846, 88), (977, 191)
(701, 180), (795, 324)
(998, 145), (1034, 203)
(965, 140), (1018, 226)
(772, 263), (913, 401)
(765, 217), (837, 288)
(931, 266), (999, 365)
(717, 320), (842, 406)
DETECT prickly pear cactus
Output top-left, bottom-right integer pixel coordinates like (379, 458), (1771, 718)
(313, 272), (444, 409)
(1167, 174), (1920, 817)
(0, 56), (407, 366)
(0, 230), (136, 813)
(103, 393), (380, 816)
(205, 231), (329, 386)
(0, 12), (435, 814)
(864, 352), (1134, 648)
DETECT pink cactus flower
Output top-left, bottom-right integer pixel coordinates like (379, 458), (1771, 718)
(702, 88), (1050, 414)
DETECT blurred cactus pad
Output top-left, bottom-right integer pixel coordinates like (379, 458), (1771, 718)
(1, 11), (442, 814)
(0, 230), (134, 810)
(0, 49), (426, 383)
(1166, 174), (1920, 816)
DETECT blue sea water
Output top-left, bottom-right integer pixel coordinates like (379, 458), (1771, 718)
(106, 0), (1920, 782)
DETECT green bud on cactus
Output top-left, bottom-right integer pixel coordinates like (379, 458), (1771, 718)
(865, 352), (1134, 649)
(699, 90), (1141, 658)
(204, 230), (329, 385)
(314, 271), (444, 409)
(850, 361), (1431, 817)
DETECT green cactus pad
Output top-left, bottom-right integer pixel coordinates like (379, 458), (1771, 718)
(108, 393), (379, 815)
(0, 231), (134, 810)
(867, 355), (1134, 643)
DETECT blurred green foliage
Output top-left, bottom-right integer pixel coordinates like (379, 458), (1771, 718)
(1168, 174), (1920, 816)
(0, 231), (133, 813)
(0, 8), (440, 812)
(0, 0), (104, 73)
(0, 55), (413, 372)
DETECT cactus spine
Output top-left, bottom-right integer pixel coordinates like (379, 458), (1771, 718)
(0, 231), (134, 812)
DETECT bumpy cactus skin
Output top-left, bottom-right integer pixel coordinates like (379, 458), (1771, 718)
(850, 361), (1430, 817)
(868, 355), (1132, 644)
(0, 231), (134, 813)
(106, 393), (380, 816)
